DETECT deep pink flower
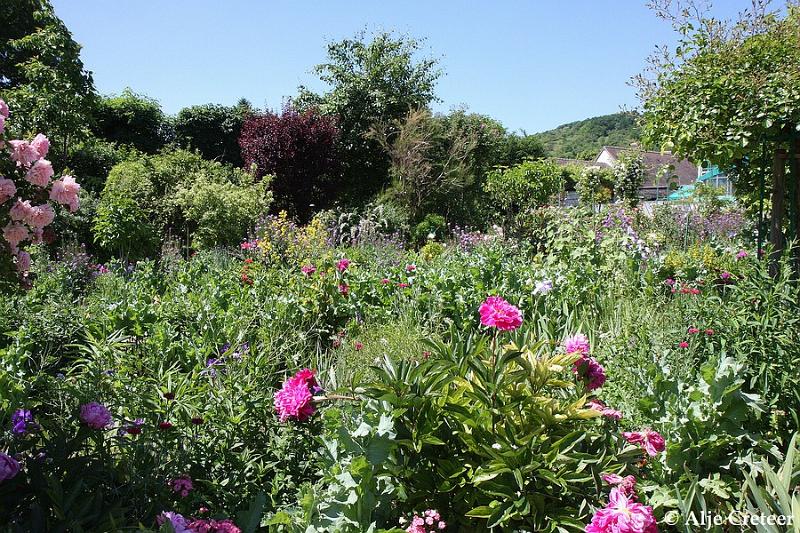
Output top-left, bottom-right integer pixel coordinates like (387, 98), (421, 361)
(354, 341), (363, 351)
(406, 264), (417, 272)
(187, 519), (241, 533)
(563, 333), (590, 355)
(687, 327), (699, 335)
(397, 282), (410, 288)
(301, 264), (316, 276)
(0, 177), (16, 204)
(705, 329), (714, 336)
(679, 341), (689, 349)
(159, 421), (174, 430)
(601, 473), (637, 497)
(338, 284), (349, 296)
(9, 140), (39, 167)
(586, 399), (622, 420)
(24, 159), (53, 187)
(336, 258), (351, 272)
(157, 512), (190, 533)
(381, 278), (391, 284)
(720, 271), (731, 280)
(585, 487), (658, 533)
(664, 278), (675, 287)
(736, 250), (748, 260)
(623, 429), (665, 457)
(0, 453), (20, 483)
(80, 402), (112, 429)
(573, 356), (606, 390)
(478, 296), (522, 331)
(0, 99), (9, 119)
(170, 475), (193, 497)
(274, 368), (319, 422)
(404, 509), (445, 532)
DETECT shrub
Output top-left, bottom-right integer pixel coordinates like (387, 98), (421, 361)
(484, 159), (564, 232)
(612, 149), (645, 204)
(576, 165), (614, 207)
(174, 101), (253, 166)
(91, 89), (170, 153)
(239, 105), (340, 222)
(412, 214), (447, 246)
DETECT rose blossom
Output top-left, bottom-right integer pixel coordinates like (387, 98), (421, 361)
(30, 134), (50, 158)
(27, 204), (55, 228)
(478, 296), (523, 331)
(80, 402), (112, 430)
(0, 453), (20, 482)
(3, 222), (29, 249)
(0, 178), (16, 204)
(9, 140), (39, 167)
(24, 159), (53, 187)
(623, 429), (666, 457)
(9, 199), (33, 222)
(0, 99), (9, 119)
(49, 175), (81, 212)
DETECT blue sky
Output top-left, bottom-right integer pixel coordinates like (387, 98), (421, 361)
(52, 1), (754, 133)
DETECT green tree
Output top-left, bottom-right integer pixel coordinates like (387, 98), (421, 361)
(174, 99), (254, 166)
(484, 159), (564, 231)
(1, 0), (96, 162)
(296, 31), (441, 202)
(92, 89), (169, 153)
(612, 149), (645, 205)
(638, 2), (800, 267)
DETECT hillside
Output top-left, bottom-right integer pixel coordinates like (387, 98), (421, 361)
(535, 112), (641, 159)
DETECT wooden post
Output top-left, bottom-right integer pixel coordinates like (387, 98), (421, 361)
(769, 148), (787, 276)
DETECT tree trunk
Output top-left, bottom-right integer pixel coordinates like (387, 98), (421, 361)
(769, 148), (787, 277)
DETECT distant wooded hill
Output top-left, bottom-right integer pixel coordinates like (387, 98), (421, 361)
(535, 112), (641, 160)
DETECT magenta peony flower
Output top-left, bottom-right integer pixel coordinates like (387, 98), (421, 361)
(187, 518), (241, 533)
(80, 402), (112, 430)
(678, 341), (689, 349)
(736, 250), (748, 260)
(601, 473), (637, 497)
(24, 159), (53, 187)
(0, 99), (9, 119)
(336, 258), (351, 272)
(478, 296), (523, 331)
(585, 487), (658, 533)
(170, 475), (193, 497)
(157, 511), (190, 533)
(623, 429), (666, 457)
(30, 134), (50, 158)
(301, 264), (316, 276)
(586, 399), (622, 420)
(3, 222), (29, 249)
(573, 356), (606, 390)
(0, 453), (20, 483)
(274, 368), (319, 422)
(563, 333), (590, 355)
(9, 140), (39, 167)
(27, 204), (55, 228)
(338, 283), (349, 296)
(0, 177), (16, 204)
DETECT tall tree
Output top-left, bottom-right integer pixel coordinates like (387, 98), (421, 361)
(175, 99), (254, 166)
(1, 0), (96, 162)
(92, 89), (169, 153)
(296, 31), (441, 202)
(637, 1), (800, 271)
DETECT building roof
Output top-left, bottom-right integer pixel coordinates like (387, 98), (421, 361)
(596, 146), (698, 188)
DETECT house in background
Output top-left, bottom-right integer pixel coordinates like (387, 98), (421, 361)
(593, 146), (699, 200)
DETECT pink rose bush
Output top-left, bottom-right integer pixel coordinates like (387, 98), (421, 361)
(80, 402), (112, 430)
(478, 296), (523, 331)
(274, 368), (321, 422)
(0, 99), (81, 276)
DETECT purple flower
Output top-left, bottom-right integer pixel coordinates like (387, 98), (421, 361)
(11, 409), (37, 436)
(573, 356), (606, 390)
(0, 453), (20, 482)
(80, 402), (112, 430)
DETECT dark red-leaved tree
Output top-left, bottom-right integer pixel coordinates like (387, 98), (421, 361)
(239, 105), (340, 222)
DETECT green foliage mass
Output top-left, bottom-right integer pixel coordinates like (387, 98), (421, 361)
(535, 112), (641, 159)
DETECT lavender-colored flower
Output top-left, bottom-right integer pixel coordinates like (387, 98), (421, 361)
(0, 453), (20, 482)
(11, 409), (37, 436)
(533, 279), (553, 295)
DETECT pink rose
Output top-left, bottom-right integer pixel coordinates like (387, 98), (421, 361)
(9, 199), (33, 222)
(80, 402), (112, 430)
(27, 204), (55, 228)
(3, 222), (29, 249)
(0, 115), (5, 135)
(30, 134), (50, 158)
(50, 175), (81, 212)
(9, 140), (39, 167)
(24, 159), (53, 187)
(0, 99), (8, 119)
(0, 178), (17, 204)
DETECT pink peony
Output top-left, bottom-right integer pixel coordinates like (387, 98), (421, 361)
(338, 283), (349, 296)
(736, 250), (748, 260)
(301, 264), (316, 276)
(0, 99), (8, 119)
(623, 429), (666, 457)
(80, 402), (112, 430)
(170, 475), (193, 497)
(27, 204), (55, 228)
(156, 511), (190, 533)
(187, 518), (241, 533)
(478, 296), (523, 331)
(601, 473), (637, 497)
(687, 327), (699, 335)
(573, 356), (606, 390)
(585, 487), (658, 533)
(274, 368), (319, 422)
(0, 178), (16, 204)
(9, 140), (40, 167)
(16, 251), (31, 273)
(9, 199), (33, 222)
(49, 175), (81, 212)
(0, 115), (5, 135)
(24, 159), (53, 187)
(678, 341), (689, 349)
(3, 222), (29, 249)
(336, 258), (351, 272)
(586, 399), (622, 420)
(0, 452), (20, 482)
(563, 333), (590, 355)
(30, 134), (50, 158)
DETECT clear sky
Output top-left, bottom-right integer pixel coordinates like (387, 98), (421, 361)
(51, 0), (754, 133)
